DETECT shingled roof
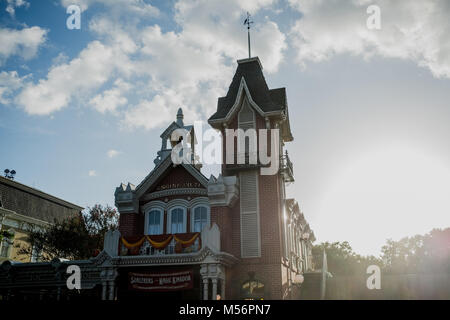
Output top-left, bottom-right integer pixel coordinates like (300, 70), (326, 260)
(209, 57), (287, 121)
(0, 176), (83, 224)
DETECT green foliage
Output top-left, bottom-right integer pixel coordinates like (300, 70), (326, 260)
(314, 228), (450, 276)
(0, 230), (14, 242)
(312, 241), (381, 275)
(381, 228), (450, 274)
(18, 204), (118, 261)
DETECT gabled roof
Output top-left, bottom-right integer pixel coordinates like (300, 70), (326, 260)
(209, 57), (287, 121)
(135, 153), (209, 199)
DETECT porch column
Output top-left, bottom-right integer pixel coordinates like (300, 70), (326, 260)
(203, 278), (209, 300)
(57, 286), (61, 301)
(108, 280), (115, 300)
(221, 278), (225, 300)
(211, 278), (218, 300)
(101, 281), (108, 300)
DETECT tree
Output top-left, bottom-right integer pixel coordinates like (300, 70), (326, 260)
(381, 228), (450, 274)
(312, 241), (382, 276)
(0, 230), (14, 242)
(18, 204), (118, 261)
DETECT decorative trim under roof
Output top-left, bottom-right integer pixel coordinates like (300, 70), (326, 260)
(134, 153), (209, 200)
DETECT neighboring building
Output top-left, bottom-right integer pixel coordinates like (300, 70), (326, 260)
(0, 175), (83, 263)
(0, 56), (315, 300)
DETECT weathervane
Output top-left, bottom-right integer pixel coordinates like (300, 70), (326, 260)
(244, 12), (253, 58)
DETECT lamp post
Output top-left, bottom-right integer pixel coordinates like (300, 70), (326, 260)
(4, 169), (16, 180)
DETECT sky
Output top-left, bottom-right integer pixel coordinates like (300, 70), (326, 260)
(1, 0), (450, 256)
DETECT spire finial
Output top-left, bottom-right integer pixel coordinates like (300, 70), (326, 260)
(176, 107), (184, 126)
(244, 12), (253, 59)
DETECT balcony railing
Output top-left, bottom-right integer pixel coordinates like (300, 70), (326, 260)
(119, 233), (201, 257)
(280, 151), (294, 182)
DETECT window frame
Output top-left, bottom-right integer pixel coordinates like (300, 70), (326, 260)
(190, 205), (210, 233)
(167, 206), (187, 234)
(144, 208), (164, 235)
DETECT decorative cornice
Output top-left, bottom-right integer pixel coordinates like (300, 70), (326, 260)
(109, 247), (238, 267)
(141, 188), (207, 202)
(135, 156), (208, 200)
(207, 174), (239, 207)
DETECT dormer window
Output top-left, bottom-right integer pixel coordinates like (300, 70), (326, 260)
(238, 99), (255, 130)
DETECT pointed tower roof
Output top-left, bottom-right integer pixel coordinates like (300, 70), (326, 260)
(210, 57), (286, 120)
(209, 57), (293, 141)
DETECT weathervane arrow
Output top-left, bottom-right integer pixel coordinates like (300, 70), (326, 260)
(244, 12), (253, 58)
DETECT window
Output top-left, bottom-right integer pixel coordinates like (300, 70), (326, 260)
(192, 206), (209, 233)
(169, 207), (186, 234)
(237, 99), (257, 163)
(145, 209), (163, 235)
(238, 99), (255, 130)
(0, 230), (14, 258)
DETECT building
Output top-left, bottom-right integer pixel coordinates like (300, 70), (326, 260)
(0, 175), (83, 263)
(0, 56), (315, 300)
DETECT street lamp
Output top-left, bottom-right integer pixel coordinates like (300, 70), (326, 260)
(4, 169), (16, 180)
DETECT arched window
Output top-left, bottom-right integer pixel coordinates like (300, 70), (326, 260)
(168, 207), (186, 234)
(238, 99), (255, 130)
(191, 206), (209, 233)
(237, 99), (257, 164)
(145, 209), (163, 235)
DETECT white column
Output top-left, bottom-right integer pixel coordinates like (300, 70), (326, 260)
(212, 278), (218, 300)
(203, 278), (209, 300)
(221, 278), (225, 300)
(108, 280), (115, 300)
(101, 282), (107, 300)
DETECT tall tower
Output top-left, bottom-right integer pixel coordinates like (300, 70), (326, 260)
(208, 57), (294, 299)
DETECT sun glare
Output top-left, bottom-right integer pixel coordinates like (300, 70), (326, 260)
(316, 143), (450, 255)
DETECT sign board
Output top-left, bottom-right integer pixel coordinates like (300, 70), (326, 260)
(129, 270), (194, 292)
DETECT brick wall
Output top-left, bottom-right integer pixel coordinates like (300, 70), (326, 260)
(119, 213), (142, 237)
(215, 110), (289, 299)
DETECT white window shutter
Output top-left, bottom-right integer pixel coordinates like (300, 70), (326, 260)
(240, 171), (261, 257)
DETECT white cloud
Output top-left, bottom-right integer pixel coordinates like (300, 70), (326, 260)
(16, 41), (117, 115)
(0, 26), (47, 64)
(60, 0), (159, 16)
(88, 170), (97, 177)
(0, 71), (28, 105)
(89, 79), (130, 114)
(122, 0), (286, 129)
(13, 0), (286, 131)
(289, 0), (450, 78)
(5, 0), (29, 17)
(107, 149), (121, 158)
